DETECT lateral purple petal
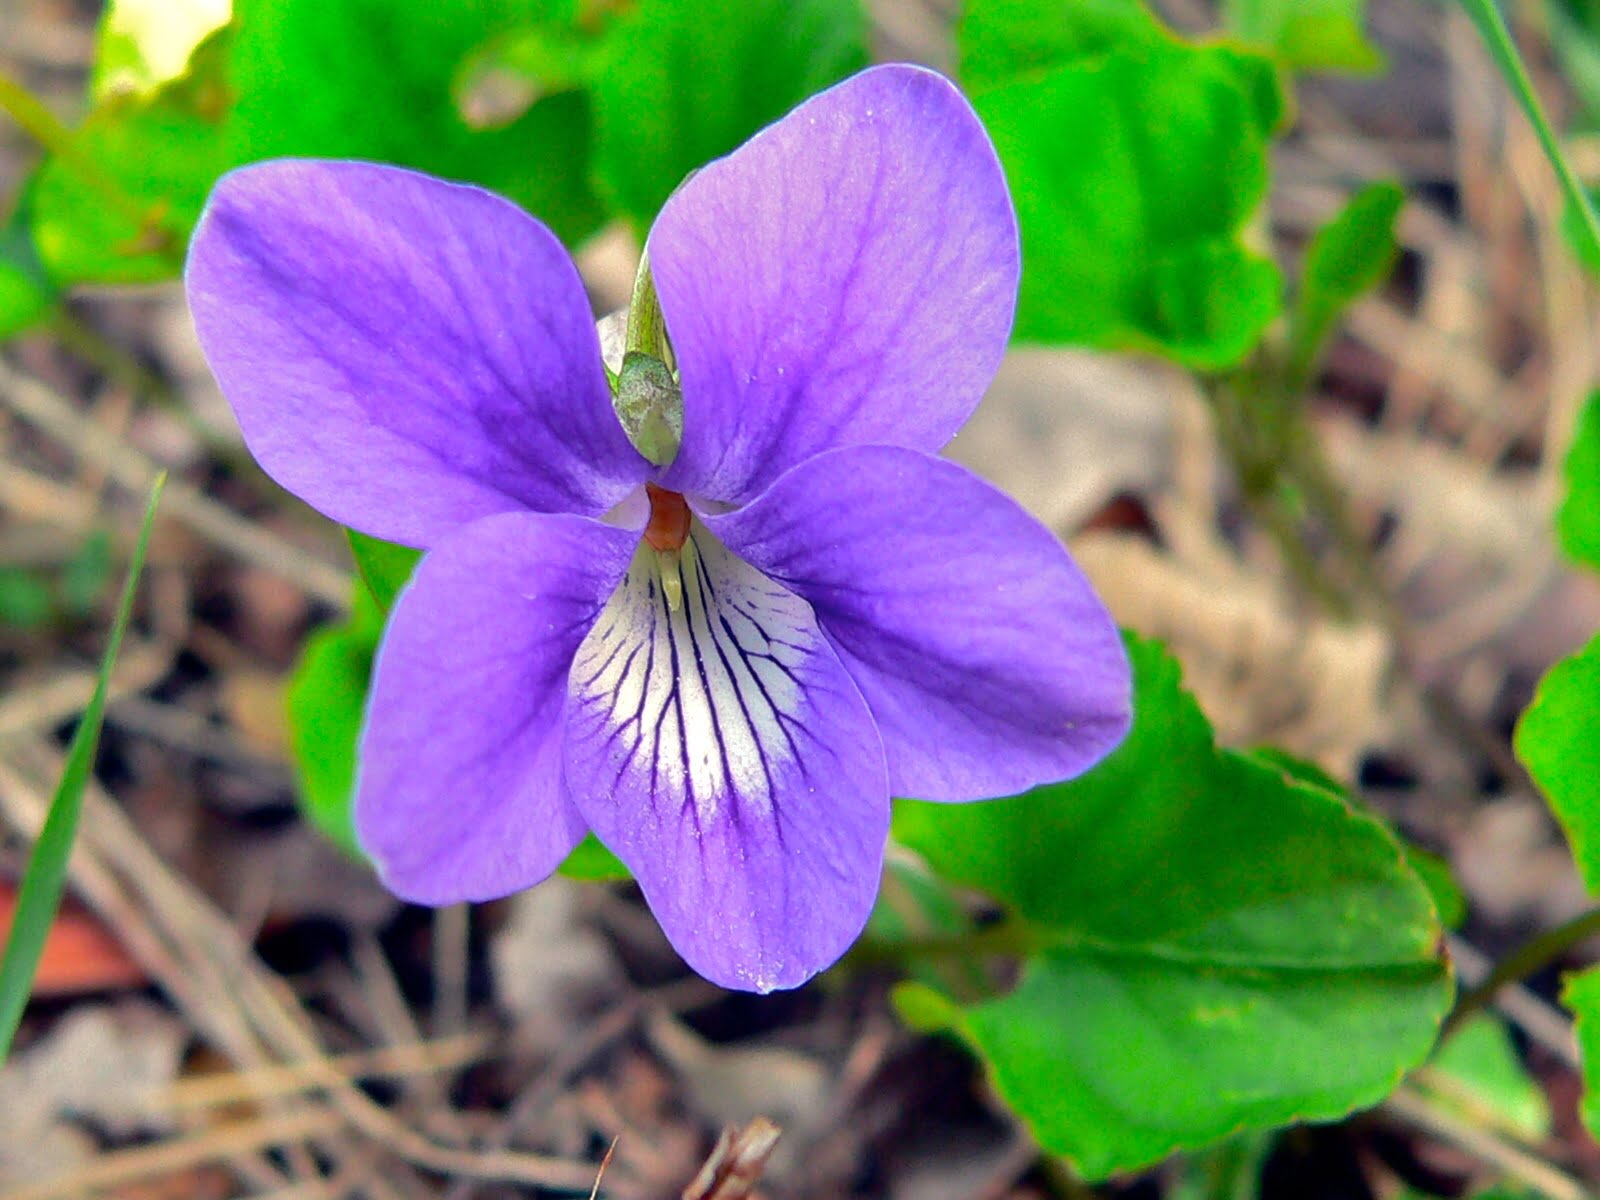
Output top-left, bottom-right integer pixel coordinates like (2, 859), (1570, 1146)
(561, 526), (890, 992)
(357, 510), (638, 902)
(186, 159), (647, 547)
(705, 446), (1132, 802)
(649, 64), (1020, 504)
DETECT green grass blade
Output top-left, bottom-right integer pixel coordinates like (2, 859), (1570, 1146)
(0, 473), (166, 1061)
(1458, 0), (1600, 266)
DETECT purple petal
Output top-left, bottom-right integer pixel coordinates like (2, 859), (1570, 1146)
(561, 526), (889, 992)
(650, 64), (1019, 504)
(186, 159), (648, 547)
(357, 510), (639, 902)
(705, 446), (1131, 801)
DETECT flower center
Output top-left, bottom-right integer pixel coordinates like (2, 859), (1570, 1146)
(643, 483), (691, 552)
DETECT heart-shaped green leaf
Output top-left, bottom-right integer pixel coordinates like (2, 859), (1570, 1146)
(959, 0), (1285, 368)
(893, 636), (1452, 1178)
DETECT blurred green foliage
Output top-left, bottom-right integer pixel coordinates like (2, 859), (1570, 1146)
(1559, 394), (1600, 570)
(1420, 1015), (1551, 1143)
(1223, 0), (1383, 74)
(1287, 180), (1403, 388)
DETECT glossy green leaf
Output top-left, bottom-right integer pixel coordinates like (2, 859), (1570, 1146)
(893, 636), (1451, 1178)
(1558, 393), (1600, 572)
(0, 475), (165, 1062)
(1247, 746), (1467, 930)
(591, 0), (867, 228)
(346, 531), (422, 614)
(1223, 0), (1384, 74)
(1288, 180), (1403, 386)
(29, 31), (229, 287)
(959, 0), (1285, 368)
(1515, 633), (1600, 893)
(1418, 1015), (1550, 1142)
(90, 0), (232, 100)
(228, 0), (605, 244)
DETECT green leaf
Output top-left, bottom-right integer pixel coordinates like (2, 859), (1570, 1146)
(1288, 180), (1404, 386)
(1557, 393), (1600, 572)
(1403, 845), (1468, 932)
(0, 570), (54, 630)
(1565, 964), (1600, 1139)
(557, 834), (630, 881)
(893, 636), (1451, 1179)
(90, 0), (232, 101)
(228, 0), (605, 244)
(1417, 1014), (1550, 1142)
(0, 262), (49, 341)
(29, 30), (230, 287)
(286, 587), (382, 859)
(591, 0), (868, 229)
(1514, 632), (1600, 893)
(0, 188), (54, 340)
(59, 530), (115, 617)
(1247, 746), (1467, 930)
(346, 530), (422, 614)
(959, 0), (1170, 84)
(28, 0), (606, 292)
(959, 0), (1285, 368)
(1222, 0), (1384, 75)
(0, 474), (166, 1062)
(1458, 0), (1600, 270)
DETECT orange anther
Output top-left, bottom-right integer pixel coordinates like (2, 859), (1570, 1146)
(644, 483), (691, 552)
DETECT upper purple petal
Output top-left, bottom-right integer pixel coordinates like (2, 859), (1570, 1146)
(186, 159), (648, 548)
(649, 64), (1020, 504)
(357, 509), (639, 902)
(705, 445), (1132, 801)
(561, 524), (890, 992)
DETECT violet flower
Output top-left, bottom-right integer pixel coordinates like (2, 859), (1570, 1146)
(185, 64), (1131, 992)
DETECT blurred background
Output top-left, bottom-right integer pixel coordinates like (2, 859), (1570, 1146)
(3, 0), (1600, 1196)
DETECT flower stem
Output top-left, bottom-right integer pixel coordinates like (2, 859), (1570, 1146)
(1442, 905), (1600, 1039)
(1201, 373), (1357, 617)
(0, 69), (77, 158)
